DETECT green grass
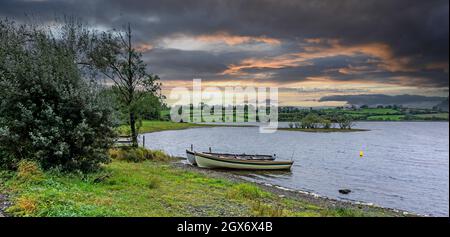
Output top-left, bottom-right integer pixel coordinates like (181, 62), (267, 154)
(366, 115), (405, 121)
(226, 183), (270, 200)
(347, 108), (400, 115)
(118, 120), (253, 135)
(160, 109), (171, 117)
(415, 113), (449, 120)
(0, 157), (401, 217)
(344, 109), (405, 121)
(118, 121), (207, 135)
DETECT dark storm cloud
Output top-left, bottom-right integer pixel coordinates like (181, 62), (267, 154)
(142, 48), (237, 81)
(0, 0), (448, 88)
(140, 42), (292, 82)
(238, 54), (449, 87)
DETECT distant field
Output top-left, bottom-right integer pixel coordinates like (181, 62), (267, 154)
(165, 108), (448, 122)
(415, 113), (449, 120)
(345, 108), (400, 115)
(366, 115), (405, 121)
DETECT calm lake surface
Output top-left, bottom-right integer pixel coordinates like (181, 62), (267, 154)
(141, 122), (449, 216)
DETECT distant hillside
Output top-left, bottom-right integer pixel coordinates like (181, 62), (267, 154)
(319, 94), (446, 109)
(436, 98), (449, 112)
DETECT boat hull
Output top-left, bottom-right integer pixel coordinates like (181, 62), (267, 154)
(194, 152), (293, 170)
(185, 150), (197, 165)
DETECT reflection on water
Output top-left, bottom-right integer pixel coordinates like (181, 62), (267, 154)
(230, 170), (294, 179)
(141, 122), (449, 216)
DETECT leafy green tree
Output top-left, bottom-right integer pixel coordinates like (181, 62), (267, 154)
(301, 113), (321, 129)
(89, 24), (161, 147)
(336, 115), (355, 129)
(0, 19), (116, 171)
(320, 119), (332, 129)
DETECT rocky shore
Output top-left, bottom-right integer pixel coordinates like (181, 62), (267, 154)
(172, 161), (417, 217)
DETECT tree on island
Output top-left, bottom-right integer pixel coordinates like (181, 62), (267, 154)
(336, 115), (355, 129)
(300, 113), (324, 129)
(89, 24), (162, 147)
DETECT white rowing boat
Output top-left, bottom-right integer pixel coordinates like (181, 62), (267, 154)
(186, 149), (197, 165)
(190, 151), (293, 170)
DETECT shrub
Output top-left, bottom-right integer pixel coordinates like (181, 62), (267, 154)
(320, 119), (332, 129)
(17, 160), (44, 183)
(0, 20), (116, 172)
(147, 176), (161, 189)
(12, 196), (38, 216)
(108, 149), (122, 160)
(149, 150), (172, 162)
(109, 148), (172, 163)
(124, 149), (146, 162)
(251, 201), (284, 217)
(227, 183), (268, 200)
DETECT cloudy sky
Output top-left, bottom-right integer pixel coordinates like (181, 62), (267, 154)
(1, 0), (448, 106)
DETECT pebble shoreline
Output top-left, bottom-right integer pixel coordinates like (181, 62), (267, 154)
(172, 160), (419, 217)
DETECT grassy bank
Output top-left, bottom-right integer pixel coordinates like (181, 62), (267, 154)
(118, 120), (253, 135)
(118, 121), (211, 135)
(279, 128), (369, 133)
(0, 153), (405, 217)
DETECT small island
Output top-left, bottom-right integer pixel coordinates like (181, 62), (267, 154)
(279, 112), (369, 132)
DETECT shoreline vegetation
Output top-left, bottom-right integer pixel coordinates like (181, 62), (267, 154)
(120, 121), (371, 135)
(278, 107), (448, 122)
(160, 106), (449, 124)
(117, 120), (450, 136)
(279, 128), (369, 133)
(0, 149), (413, 217)
(118, 121), (256, 135)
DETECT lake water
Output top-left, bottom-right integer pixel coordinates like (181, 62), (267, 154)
(141, 122), (449, 216)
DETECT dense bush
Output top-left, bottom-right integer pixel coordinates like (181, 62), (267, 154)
(0, 20), (116, 172)
(16, 160), (44, 183)
(336, 114), (355, 129)
(109, 148), (172, 162)
(227, 183), (269, 200)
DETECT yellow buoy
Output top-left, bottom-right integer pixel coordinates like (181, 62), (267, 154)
(359, 151), (364, 157)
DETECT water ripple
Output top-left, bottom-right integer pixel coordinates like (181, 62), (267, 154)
(142, 122), (449, 216)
